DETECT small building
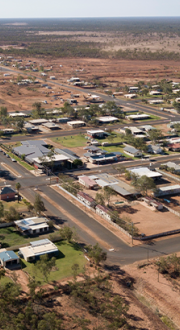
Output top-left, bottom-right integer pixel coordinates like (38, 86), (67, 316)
(29, 119), (48, 125)
(139, 125), (155, 132)
(24, 123), (39, 133)
(19, 239), (59, 262)
(149, 91), (162, 96)
(95, 205), (111, 221)
(9, 112), (29, 118)
(147, 144), (163, 154)
(123, 146), (142, 157)
(128, 167), (162, 181)
(67, 120), (85, 128)
(3, 128), (14, 135)
(98, 116), (119, 124)
(148, 99), (164, 105)
(50, 76), (56, 80)
(126, 114), (150, 121)
(87, 129), (106, 139)
(69, 77), (80, 83)
(42, 122), (60, 130)
(154, 185), (180, 197)
(56, 117), (70, 123)
(78, 176), (98, 189)
(14, 217), (49, 235)
(121, 126), (146, 137)
(0, 186), (16, 201)
(124, 94), (137, 99)
(168, 143), (180, 152)
(161, 162), (180, 174)
(141, 197), (163, 210)
(129, 86), (139, 93)
(0, 249), (20, 268)
(77, 191), (96, 207)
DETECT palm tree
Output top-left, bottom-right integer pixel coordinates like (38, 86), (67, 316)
(16, 182), (21, 203)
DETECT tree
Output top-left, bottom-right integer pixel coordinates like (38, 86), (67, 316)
(148, 129), (163, 144)
(71, 263), (80, 281)
(107, 134), (114, 144)
(37, 312), (62, 330)
(36, 254), (56, 282)
(73, 159), (83, 168)
(0, 201), (4, 219)
(103, 186), (116, 206)
(59, 225), (74, 242)
(16, 118), (24, 131)
(131, 175), (156, 196)
(0, 106), (7, 117)
(34, 194), (45, 215)
(95, 192), (105, 206)
(86, 243), (107, 265)
(15, 182), (21, 203)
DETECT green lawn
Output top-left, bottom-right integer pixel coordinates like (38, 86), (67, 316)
(22, 241), (86, 284)
(144, 113), (161, 121)
(0, 276), (13, 286)
(51, 134), (87, 148)
(2, 200), (27, 212)
(0, 227), (56, 248)
(6, 152), (34, 170)
(101, 145), (126, 154)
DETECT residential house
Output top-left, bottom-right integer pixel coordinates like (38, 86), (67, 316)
(148, 99), (164, 105)
(125, 114), (150, 120)
(87, 129), (107, 139)
(95, 205), (111, 221)
(67, 120), (85, 128)
(14, 217), (49, 235)
(77, 191), (96, 207)
(161, 162), (180, 174)
(98, 116), (119, 124)
(127, 167), (162, 181)
(42, 122), (60, 130)
(83, 146), (122, 164)
(167, 143), (180, 152)
(29, 119), (48, 125)
(19, 239), (59, 262)
(124, 94), (137, 99)
(78, 176), (98, 189)
(0, 249), (20, 268)
(0, 186), (16, 201)
(129, 87), (139, 93)
(147, 144), (163, 154)
(149, 91), (162, 96)
(123, 146), (142, 157)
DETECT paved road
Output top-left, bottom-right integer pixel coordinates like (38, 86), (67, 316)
(0, 151), (180, 266)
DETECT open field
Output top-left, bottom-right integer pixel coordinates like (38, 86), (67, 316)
(21, 241), (87, 284)
(51, 134), (87, 148)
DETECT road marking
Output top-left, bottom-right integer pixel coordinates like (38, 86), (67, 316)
(38, 190), (112, 250)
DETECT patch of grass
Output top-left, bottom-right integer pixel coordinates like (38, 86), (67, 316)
(51, 134), (87, 148)
(160, 315), (176, 330)
(0, 276), (13, 286)
(145, 113), (162, 120)
(2, 200), (27, 212)
(7, 152), (34, 170)
(0, 226), (57, 248)
(22, 241), (86, 284)
(101, 145), (125, 154)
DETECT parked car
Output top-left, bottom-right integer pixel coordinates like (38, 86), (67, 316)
(5, 154), (10, 158)
(11, 158), (16, 162)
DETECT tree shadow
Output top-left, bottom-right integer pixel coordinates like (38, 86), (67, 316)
(119, 205), (138, 215)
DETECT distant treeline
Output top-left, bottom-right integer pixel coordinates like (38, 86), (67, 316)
(1, 43), (180, 61)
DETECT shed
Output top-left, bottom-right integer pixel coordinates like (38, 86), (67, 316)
(0, 249), (19, 268)
(19, 239), (59, 262)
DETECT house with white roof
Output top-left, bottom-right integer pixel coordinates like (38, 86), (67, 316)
(14, 217), (49, 235)
(19, 239), (59, 262)
(127, 167), (162, 181)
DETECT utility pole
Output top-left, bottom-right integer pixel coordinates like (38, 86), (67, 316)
(131, 222), (134, 246)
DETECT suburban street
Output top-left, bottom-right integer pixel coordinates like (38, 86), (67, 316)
(1, 65), (180, 266)
(1, 151), (180, 266)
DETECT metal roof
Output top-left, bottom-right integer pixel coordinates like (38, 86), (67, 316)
(128, 167), (162, 178)
(124, 146), (140, 154)
(0, 186), (15, 195)
(0, 250), (19, 262)
(55, 148), (79, 161)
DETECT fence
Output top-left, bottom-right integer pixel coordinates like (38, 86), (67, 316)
(58, 185), (132, 238)
(0, 222), (14, 228)
(157, 168), (180, 182)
